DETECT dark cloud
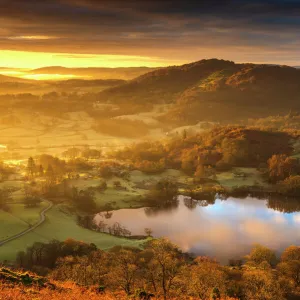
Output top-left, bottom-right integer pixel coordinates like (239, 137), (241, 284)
(0, 0), (300, 64)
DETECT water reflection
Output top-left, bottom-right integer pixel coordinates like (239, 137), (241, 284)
(144, 197), (179, 217)
(267, 197), (300, 213)
(94, 195), (300, 263)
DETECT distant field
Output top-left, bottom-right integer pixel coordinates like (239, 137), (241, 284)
(0, 181), (23, 190)
(130, 169), (191, 184)
(215, 167), (268, 188)
(0, 205), (147, 262)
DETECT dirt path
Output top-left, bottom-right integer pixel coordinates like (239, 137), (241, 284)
(0, 199), (53, 246)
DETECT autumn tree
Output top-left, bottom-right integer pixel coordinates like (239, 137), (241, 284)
(27, 157), (36, 178)
(268, 154), (299, 183)
(242, 269), (285, 300)
(185, 257), (226, 299)
(146, 239), (184, 300)
(245, 244), (277, 267)
(107, 248), (139, 295)
(277, 245), (300, 288)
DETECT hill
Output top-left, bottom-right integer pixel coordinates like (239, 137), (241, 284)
(0, 74), (34, 83)
(98, 59), (300, 124)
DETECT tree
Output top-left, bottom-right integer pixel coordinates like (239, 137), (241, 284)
(81, 148), (101, 159)
(45, 165), (56, 185)
(24, 196), (42, 208)
(146, 239), (183, 300)
(194, 164), (205, 179)
(144, 228), (153, 237)
(242, 269), (285, 300)
(38, 165), (44, 177)
(281, 245), (300, 261)
(149, 180), (178, 203)
(73, 190), (97, 212)
(278, 175), (300, 197)
(97, 181), (107, 192)
(221, 137), (248, 166)
(0, 188), (11, 211)
(113, 181), (121, 189)
(277, 245), (300, 287)
(107, 249), (139, 295)
(62, 147), (81, 160)
(27, 157), (36, 178)
(99, 165), (114, 178)
(245, 244), (277, 267)
(186, 257), (226, 300)
(39, 154), (66, 179)
(268, 154), (299, 183)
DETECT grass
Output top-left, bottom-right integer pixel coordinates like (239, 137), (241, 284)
(69, 176), (148, 210)
(215, 167), (268, 188)
(93, 169), (193, 210)
(0, 202), (49, 240)
(0, 211), (29, 241)
(0, 205), (147, 262)
(130, 169), (191, 184)
(0, 180), (23, 189)
(94, 187), (147, 210)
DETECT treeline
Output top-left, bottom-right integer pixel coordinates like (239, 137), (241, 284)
(26, 149), (101, 181)
(13, 238), (300, 300)
(112, 126), (293, 175)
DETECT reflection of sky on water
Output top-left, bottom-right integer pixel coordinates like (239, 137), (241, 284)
(94, 196), (300, 264)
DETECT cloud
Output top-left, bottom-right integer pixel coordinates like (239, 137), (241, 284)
(8, 36), (57, 40)
(0, 0), (300, 64)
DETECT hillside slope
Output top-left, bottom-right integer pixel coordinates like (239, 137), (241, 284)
(98, 59), (300, 124)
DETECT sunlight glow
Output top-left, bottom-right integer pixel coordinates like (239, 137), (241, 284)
(0, 50), (182, 69)
(8, 36), (56, 40)
(21, 74), (86, 80)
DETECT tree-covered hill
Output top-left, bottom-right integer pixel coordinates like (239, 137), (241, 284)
(98, 59), (300, 124)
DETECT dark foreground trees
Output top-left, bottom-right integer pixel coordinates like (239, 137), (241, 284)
(16, 239), (300, 299)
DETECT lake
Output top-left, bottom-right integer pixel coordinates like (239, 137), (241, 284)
(94, 195), (300, 263)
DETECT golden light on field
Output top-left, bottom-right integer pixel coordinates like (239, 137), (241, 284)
(21, 74), (85, 80)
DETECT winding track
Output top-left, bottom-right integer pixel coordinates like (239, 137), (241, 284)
(0, 199), (53, 246)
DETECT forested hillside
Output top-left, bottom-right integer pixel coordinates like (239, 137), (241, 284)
(98, 59), (300, 124)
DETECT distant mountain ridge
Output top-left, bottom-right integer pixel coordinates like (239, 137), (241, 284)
(98, 59), (300, 124)
(0, 74), (126, 94)
(28, 66), (159, 80)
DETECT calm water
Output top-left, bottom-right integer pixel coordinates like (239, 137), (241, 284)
(94, 196), (300, 263)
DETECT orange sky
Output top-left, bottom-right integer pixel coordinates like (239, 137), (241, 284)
(1, 1), (300, 70)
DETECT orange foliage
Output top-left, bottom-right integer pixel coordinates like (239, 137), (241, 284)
(0, 281), (124, 300)
(0, 281), (238, 299)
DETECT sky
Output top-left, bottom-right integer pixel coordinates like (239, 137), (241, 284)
(0, 0), (300, 68)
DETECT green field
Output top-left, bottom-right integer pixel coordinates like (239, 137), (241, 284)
(130, 169), (192, 184)
(67, 169), (192, 210)
(215, 167), (268, 188)
(0, 167), (269, 262)
(0, 205), (147, 262)
(0, 201), (48, 241)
